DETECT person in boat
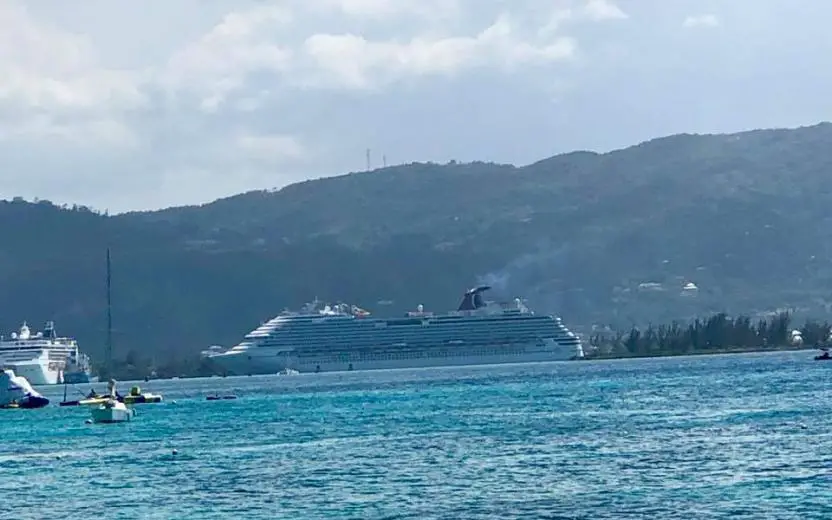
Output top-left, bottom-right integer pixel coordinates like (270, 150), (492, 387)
(104, 379), (125, 400)
(87, 388), (99, 398)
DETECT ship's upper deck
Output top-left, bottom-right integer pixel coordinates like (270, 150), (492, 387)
(0, 321), (78, 352)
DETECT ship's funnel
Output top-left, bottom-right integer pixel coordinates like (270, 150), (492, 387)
(457, 285), (492, 311)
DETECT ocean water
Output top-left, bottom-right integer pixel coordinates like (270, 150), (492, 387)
(1, 351), (831, 519)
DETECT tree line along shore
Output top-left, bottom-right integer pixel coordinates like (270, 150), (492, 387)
(583, 311), (826, 359)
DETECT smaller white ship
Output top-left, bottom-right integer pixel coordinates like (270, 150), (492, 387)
(90, 380), (135, 423)
(0, 321), (94, 385)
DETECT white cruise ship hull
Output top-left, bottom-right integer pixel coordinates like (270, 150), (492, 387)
(210, 341), (582, 376)
(7, 360), (60, 386)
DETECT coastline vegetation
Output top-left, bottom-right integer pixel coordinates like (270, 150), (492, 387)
(584, 311), (828, 359)
(94, 352), (218, 382)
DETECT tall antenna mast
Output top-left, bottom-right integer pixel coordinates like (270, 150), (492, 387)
(382, 154), (387, 168)
(366, 148), (371, 171)
(106, 247), (112, 376)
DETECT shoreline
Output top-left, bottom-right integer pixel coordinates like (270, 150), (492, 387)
(89, 345), (825, 382)
(106, 347), (820, 382)
(580, 345), (819, 361)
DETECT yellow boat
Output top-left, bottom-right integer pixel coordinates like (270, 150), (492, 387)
(79, 396), (109, 406)
(122, 385), (163, 405)
(77, 385), (162, 406)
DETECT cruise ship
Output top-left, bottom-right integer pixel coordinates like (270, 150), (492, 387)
(0, 321), (94, 385)
(205, 286), (584, 375)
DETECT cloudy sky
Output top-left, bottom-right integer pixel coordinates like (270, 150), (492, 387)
(2, 0), (830, 212)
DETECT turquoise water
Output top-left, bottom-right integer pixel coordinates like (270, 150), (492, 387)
(2, 351), (831, 519)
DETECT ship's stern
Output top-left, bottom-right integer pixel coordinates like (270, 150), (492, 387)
(9, 360), (59, 385)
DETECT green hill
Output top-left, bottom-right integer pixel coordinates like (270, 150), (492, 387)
(3, 122), (832, 373)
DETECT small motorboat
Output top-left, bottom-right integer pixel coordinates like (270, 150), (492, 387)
(278, 368), (299, 376)
(0, 369), (49, 409)
(122, 385), (163, 405)
(59, 382), (82, 407)
(90, 398), (135, 423)
(9, 396), (49, 409)
(78, 387), (128, 406)
(814, 350), (831, 361)
(206, 394), (237, 401)
(89, 379), (135, 423)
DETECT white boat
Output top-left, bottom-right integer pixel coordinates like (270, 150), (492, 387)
(89, 380), (135, 423)
(206, 285), (585, 375)
(0, 321), (94, 385)
(0, 369), (49, 409)
(90, 399), (135, 423)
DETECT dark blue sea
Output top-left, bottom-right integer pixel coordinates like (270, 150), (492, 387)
(1, 351), (831, 519)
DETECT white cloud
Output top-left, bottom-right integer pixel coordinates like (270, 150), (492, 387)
(160, 5), (578, 94)
(0, 116), (138, 149)
(0, 3), (144, 113)
(160, 5), (293, 109)
(0, 0), (602, 112)
(538, 1), (627, 39)
(299, 14), (576, 90)
(583, 0), (628, 21)
(0, 0), (144, 159)
(682, 14), (720, 28)
(303, 0), (460, 20)
(236, 133), (306, 163)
